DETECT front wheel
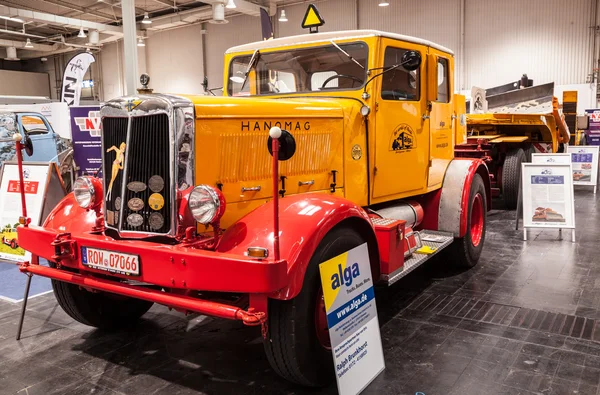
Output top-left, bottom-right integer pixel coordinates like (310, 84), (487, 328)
(450, 173), (487, 268)
(263, 227), (366, 387)
(51, 264), (153, 329)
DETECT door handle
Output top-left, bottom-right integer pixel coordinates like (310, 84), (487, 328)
(241, 186), (261, 193)
(422, 115), (430, 120)
(298, 180), (314, 186)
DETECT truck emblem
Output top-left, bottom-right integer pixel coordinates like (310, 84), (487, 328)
(125, 99), (141, 112)
(351, 144), (362, 160)
(127, 198), (144, 212)
(148, 175), (164, 192)
(148, 212), (164, 230)
(126, 213), (143, 227)
(148, 193), (165, 210)
(127, 181), (147, 193)
(390, 124), (416, 152)
(106, 142), (126, 200)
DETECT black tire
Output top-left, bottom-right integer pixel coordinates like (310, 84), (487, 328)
(51, 272), (153, 329)
(524, 145), (534, 162)
(450, 173), (487, 268)
(502, 148), (526, 209)
(264, 227), (366, 387)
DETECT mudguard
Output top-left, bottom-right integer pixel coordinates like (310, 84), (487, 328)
(420, 158), (490, 237)
(217, 193), (379, 300)
(43, 193), (98, 234)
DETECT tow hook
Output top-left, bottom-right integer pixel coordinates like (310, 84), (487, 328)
(237, 308), (268, 338)
(51, 233), (78, 262)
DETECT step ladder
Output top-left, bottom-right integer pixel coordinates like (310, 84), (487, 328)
(382, 230), (454, 286)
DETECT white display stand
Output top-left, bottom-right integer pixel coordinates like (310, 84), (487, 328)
(0, 162), (66, 262)
(566, 146), (599, 193)
(521, 163), (576, 242)
(319, 243), (385, 395)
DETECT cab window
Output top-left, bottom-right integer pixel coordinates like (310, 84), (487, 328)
(437, 58), (450, 103)
(381, 47), (420, 101)
(20, 115), (49, 135)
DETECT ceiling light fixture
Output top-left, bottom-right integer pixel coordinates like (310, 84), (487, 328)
(226, 0), (236, 9)
(142, 12), (152, 24)
(137, 37), (145, 47)
(378, 0), (390, 6)
(78, 26), (86, 38)
(279, 9), (288, 22)
(24, 38), (33, 48)
(0, 16), (24, 23)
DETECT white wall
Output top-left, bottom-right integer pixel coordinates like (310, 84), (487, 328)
(0, 69), (50, 97)
(146, 24), (204, 95)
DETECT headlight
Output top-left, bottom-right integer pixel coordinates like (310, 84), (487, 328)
(188, 185), (226, 225)
(73, 176), (96, 209)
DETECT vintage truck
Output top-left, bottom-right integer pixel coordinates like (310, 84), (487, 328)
(456, 81), (571, 209)
(16, 29), (490, 386)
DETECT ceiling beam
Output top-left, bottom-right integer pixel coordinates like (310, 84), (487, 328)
(201, 0), (264, 17)
(152, 0), (179, 8)
(0, 5), (123, 35)
(37, 0), (117, 22)
(61, 0), (146, 20)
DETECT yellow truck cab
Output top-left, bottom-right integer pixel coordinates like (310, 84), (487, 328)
(17, 28), (490, 387)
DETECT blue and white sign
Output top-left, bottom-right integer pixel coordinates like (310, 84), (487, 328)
(567, 146), (599, 191)
(319, 243), (384, 395)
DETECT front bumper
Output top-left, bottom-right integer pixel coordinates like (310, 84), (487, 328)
(17, 225), (288, 294)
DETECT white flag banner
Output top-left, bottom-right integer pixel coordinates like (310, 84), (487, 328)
(61, 52), (96, 107)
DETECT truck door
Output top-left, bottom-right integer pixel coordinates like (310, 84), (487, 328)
(373, 42), (429, 200)
(427, 51), (454, 188)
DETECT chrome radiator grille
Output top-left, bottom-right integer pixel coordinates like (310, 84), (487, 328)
(102, 114), (172, 234)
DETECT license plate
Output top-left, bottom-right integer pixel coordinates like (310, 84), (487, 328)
(81, 247), (140, 276)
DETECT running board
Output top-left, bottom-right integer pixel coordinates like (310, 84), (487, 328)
(382, 230), (454, 286)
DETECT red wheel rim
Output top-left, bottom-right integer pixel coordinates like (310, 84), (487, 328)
(470, 193), (484, 247)
(314, 288), (331, 350)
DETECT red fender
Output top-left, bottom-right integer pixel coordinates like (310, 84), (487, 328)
(217, 193), (379, 300)
(418, 158), (490, 237)
(43, 193), (98, 234)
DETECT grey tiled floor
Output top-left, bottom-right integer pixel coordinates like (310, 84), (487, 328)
(1, 188), (600, 394)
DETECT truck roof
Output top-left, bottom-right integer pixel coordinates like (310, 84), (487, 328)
(226, 29), (454, 55)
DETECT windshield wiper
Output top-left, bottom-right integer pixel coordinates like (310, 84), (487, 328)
(240, 49), (261, 92)
(330, 40), (364, 70)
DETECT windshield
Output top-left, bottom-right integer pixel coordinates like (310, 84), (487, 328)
(228, 42), (368, 96)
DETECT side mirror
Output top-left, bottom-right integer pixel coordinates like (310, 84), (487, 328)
(268, 129), (296, 161)
(23, 134), (33, 156)
(402, 50), (422, 71)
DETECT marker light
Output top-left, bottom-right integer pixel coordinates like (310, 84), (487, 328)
(73, 176), (99, 209)
(188, 185), (226, 225)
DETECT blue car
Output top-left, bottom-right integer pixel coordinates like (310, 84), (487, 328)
(0, 111), (73, 189)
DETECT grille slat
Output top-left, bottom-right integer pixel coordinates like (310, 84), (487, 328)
(102, 114), (171, 234)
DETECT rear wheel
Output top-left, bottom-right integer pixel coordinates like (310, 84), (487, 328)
(450, 173), (487, 268)
(50, 265), (153, 329)
(263, 227), (366, 387)
(502, 148), (526, 209)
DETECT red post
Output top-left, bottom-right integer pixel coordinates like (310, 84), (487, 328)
(271, 137), (280, 261)
(15, 139), (28, 221)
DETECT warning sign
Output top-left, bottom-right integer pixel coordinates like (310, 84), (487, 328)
(301, 4), (325, 32)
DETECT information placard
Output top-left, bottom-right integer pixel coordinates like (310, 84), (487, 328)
(69, 106), (102, 176)
(567, 145), (599, 192)
(319, 243), (384, 395)
(531, 153), (572, 164)
(0, 163), (50, 262)
(521, 163), (575, 241)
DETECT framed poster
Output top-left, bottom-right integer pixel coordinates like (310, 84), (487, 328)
(521, 163), (575, 242)
(69, 106), (102, 176)
(0, 162), (65, 263)
(531, 153), (572, 164)
(567, 145), (599, 192)
(319, 243), (385, 395)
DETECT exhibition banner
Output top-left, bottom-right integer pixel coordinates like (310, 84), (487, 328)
(531, 153), (572, 164)
(521, 163), (575, 231)
(319, 243), (384, 395)
(60, 52), (96, 107)
(567, 145), (599, 189)
(69, 106), (102, 176)
(0, 163), (50, 262)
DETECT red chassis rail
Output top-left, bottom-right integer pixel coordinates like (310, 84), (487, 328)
(17, 225), (288, 324)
